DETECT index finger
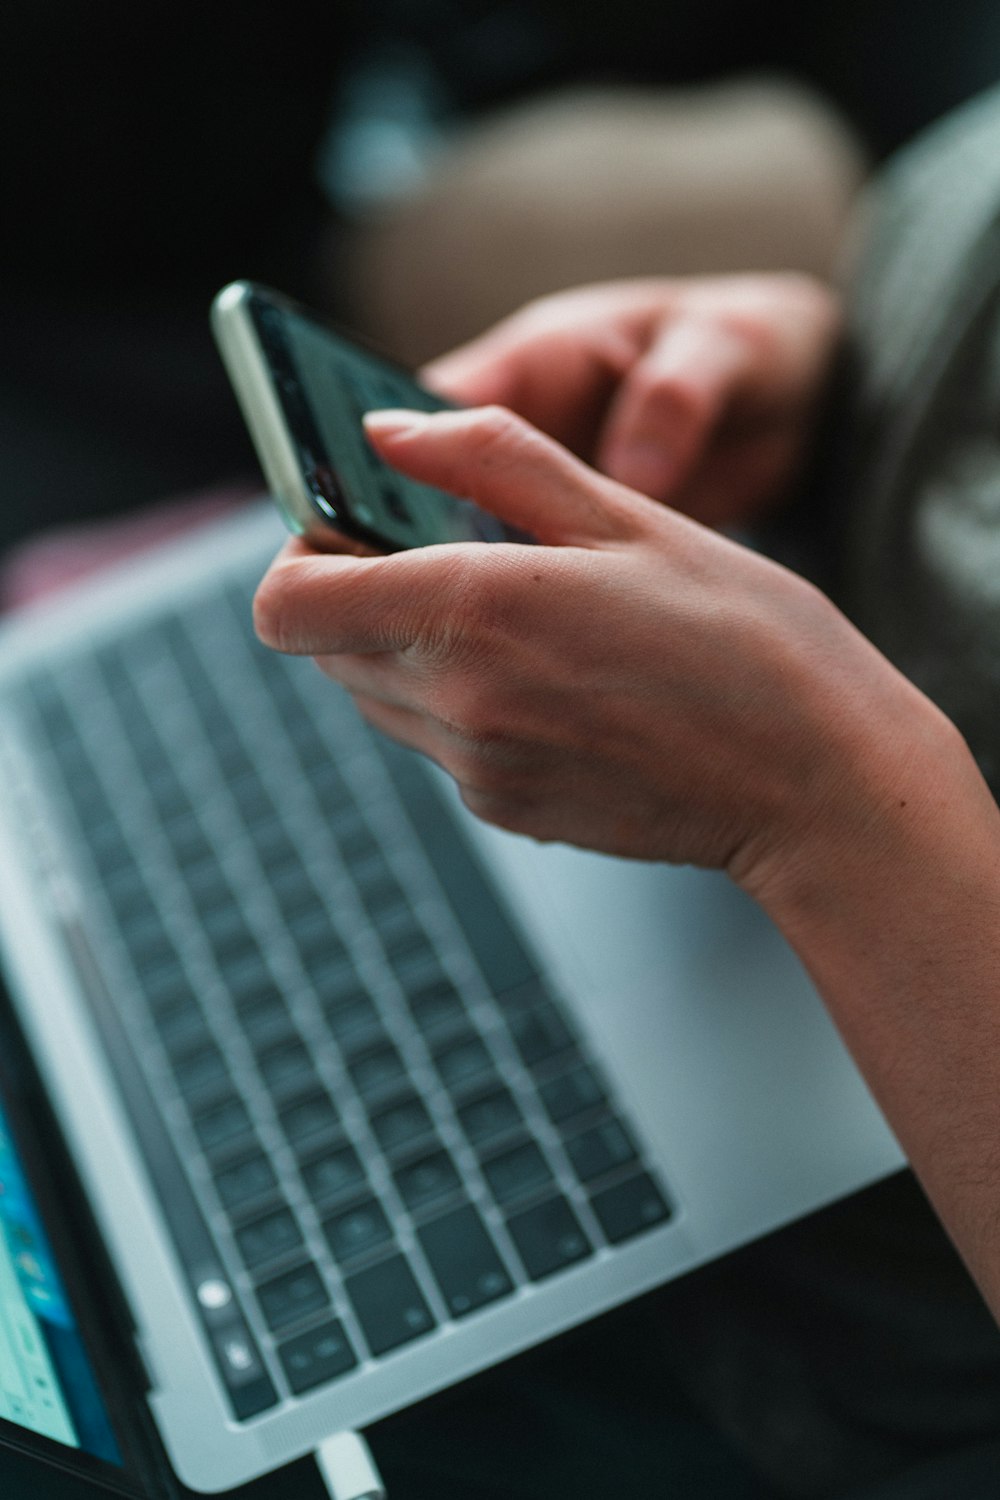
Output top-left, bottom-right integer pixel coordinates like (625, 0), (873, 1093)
(421, 308), (639, 458)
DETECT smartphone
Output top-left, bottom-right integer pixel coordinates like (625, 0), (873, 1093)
(211, 280), (520, 553)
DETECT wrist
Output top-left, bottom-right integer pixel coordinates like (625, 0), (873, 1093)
(733, 680), (1000, 1306)
(734, 678), (1000, 961)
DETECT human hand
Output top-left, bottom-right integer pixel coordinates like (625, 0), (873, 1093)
(254, 404), (934, 890)
(422, 275), (841, 528)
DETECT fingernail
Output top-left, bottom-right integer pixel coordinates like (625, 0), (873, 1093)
(362, 408), (431, 439)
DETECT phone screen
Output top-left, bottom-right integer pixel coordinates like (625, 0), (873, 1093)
(252, 293), (515, 550)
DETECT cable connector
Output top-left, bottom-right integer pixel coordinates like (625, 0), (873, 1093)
(315, 1429), (385, 1500)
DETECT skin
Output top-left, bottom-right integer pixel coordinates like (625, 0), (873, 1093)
(255, 275), (1000, 1319)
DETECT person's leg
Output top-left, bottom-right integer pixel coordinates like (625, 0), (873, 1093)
(843, 1441), (1000, 1500)
(369, 1291), (775, 1500)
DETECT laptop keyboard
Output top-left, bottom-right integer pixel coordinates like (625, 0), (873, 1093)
(14, 578), (670, 1419)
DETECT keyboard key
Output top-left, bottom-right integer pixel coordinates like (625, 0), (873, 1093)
(308, 949), (357, 998)
(506, 1195), (592, 1280)
(383, 756), (536, 993)
(147, 775), (191, 825)
(407, 976), (466, 1034)
(540, 1065), (606, 1125)
(324, 993), (383, 1049)
(221, 950), (273, 1001)
(239, 996), (299, 1050)
(229, 773), (274, 824)
(347, 1041), (407, 1099)
(144, 959), (192, 1018)
(492, 976), (549, 1015)
(102, 870), (156, 926)
(250, 818), (298, 870)
(202, 903), (250, 952)
(158, 1006), (213, 1059)
(380, 916), (433, 966)
(481, 1141), (553, 1206)
(165, 815), (212, 869)
(432, 1035), (495, 1094)
(279, 1091), (339, 1148)
(333, 813), (377, 864)
(256, 1039), (317, 1099)
(508, 1004), (576, 1069)
(209, 1324), (278, 1421)
(393, 1150), (461, 1213)
(173, 1045), (230, 1101)
(590, 1172), (671, 1244)
(287, 904), (341, 956)
(279, 1320), (358, 1395)
(356, 860), (406, 916)
(214, 1153), (277, 1214)
(227, 961), (277, 1007)
(370, 1095), (434, 1154)
(418, 1204), (513, 1317)
(298, 759), (349, 808)
(269, 863), (321, 916)
(206, 914), (259, 968)
(256, 1262), (329, 1333)
(345, 1255), (435, 1355)
(566, 1120), (637, 1184)
(127, 926), (177, 975)
(323, 1198), (394, 1264)
(184, 859), (233, 911)
(301, 1144), (367, 1206)
(457, 1088), (523, 1146)
(235, 1206), (303, 1270)
(193, 1096), (253, 1155)
(213, 930), (264, 972)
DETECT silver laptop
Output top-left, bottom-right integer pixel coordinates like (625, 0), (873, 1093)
(0, 504), (902, 1494)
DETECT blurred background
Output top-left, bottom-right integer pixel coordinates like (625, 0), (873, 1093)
(1, 0), (999, 559)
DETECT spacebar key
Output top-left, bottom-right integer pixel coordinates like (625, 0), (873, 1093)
(345, 1255), (436, 1356)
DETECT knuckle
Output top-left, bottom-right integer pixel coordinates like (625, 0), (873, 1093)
(506, 290), (574, 335)
(466, 404), (531, 467)
(459, 785), (532, 836)
(643, 368), (716, 434)
(435, 672), (510, 747)
(411, 551), (486, 659)
(419, 550), (516, 665)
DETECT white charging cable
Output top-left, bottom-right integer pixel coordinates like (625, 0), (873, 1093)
(315, 1429), (385, 1500)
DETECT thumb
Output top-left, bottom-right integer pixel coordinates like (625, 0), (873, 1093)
(363, 405), (643, 548)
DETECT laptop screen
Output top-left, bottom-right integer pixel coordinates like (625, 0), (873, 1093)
(0, 1096), (124, 1472)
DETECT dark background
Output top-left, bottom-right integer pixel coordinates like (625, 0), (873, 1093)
(1, 0), (999, 550)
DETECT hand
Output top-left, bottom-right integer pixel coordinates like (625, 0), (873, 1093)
(255, 404), (937, 887)
(422, 275), (841, 528)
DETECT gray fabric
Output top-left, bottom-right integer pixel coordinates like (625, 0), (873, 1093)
(840, 83), (1000, 791)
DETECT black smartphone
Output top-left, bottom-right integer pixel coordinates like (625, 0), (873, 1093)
(211, 280), (521, 553)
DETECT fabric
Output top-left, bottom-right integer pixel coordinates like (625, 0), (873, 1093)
(840, 83), (1000, 798)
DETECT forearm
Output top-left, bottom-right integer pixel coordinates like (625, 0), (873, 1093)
(742, 705), (1000, 1317)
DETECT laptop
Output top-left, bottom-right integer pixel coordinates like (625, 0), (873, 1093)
(0, 503), (903, 1496)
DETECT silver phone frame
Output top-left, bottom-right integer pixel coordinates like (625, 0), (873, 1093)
(211, 282), (377, 555)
